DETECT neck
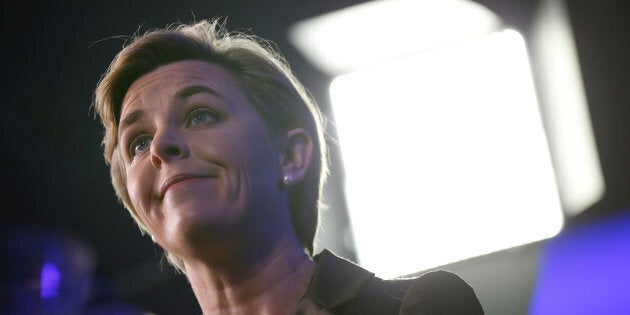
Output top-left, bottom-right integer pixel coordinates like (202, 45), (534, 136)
(183, 236), (316, 315)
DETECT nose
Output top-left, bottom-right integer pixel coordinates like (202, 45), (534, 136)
(150, 128), (189, 168)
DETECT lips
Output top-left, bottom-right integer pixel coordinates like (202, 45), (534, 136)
(159, 174), (215, 200)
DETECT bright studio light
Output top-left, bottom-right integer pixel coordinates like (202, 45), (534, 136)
(530, 0), (604, 215)
(288, 0), (501, 76)
(330, 30), (564, 278)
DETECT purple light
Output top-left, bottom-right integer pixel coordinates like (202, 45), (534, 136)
(529, 209), (630, 314)
(40, 262), (61, 299)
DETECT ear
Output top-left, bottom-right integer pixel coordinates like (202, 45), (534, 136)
(279, 128), (313, 184)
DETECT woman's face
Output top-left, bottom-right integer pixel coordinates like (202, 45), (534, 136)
(118, 60), (287, 256)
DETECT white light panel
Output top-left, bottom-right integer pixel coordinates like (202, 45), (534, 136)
(330, 30), (564, 278)
(530, 0), (604, 215)
(288, 0), (501, 76)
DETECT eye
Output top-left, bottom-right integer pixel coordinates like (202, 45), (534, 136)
(188, 108), (219, 126)
(128, 135), (151, 157)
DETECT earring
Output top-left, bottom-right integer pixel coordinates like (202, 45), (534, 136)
(151, 235), (156, 243)
(282, 174), (294, 186)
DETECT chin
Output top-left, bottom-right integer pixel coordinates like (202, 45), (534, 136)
(161, 204), (242, 255)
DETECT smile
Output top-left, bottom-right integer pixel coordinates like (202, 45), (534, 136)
(159, 174), (215, 200)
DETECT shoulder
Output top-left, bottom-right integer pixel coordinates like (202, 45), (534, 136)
(398, 270), (485, 314)
(303, 250), (408, 314)
(304, 250), (484, 314)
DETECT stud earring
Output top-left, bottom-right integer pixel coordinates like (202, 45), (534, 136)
(151, 235), (156, 243)
(282, 174), (294, 186)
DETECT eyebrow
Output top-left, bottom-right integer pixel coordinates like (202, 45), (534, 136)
(174, 85), (222, 101)
(119, 85), (222, 131)
(119, 109), (143, 132)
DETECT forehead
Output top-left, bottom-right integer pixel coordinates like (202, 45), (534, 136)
(121, 60), (242, 115)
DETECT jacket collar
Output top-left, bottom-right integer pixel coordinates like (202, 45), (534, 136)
(305, 249), (375, 309)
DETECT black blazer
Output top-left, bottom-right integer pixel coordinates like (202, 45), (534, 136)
(294, 250), (484, 314)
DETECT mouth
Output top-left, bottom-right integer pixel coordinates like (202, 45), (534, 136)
(159, 174), (215, 200)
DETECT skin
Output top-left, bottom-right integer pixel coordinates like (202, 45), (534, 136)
(119, 60), (315, 314)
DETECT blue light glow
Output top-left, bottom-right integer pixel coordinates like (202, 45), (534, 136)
(529, 209), (630, 314)
(40, 262), (61, 299)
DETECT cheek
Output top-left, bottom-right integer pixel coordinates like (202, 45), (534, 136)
(238, 132), (282, 189)
(228, 125), (276, 163)
(125, 165), (156, 223)
(126, 175), (143, 210)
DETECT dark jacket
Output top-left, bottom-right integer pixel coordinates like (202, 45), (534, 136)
(294, 250), (484, 314)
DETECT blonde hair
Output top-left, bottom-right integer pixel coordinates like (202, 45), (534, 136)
(93, 19), (328, 273)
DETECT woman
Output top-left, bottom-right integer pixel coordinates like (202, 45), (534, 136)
(93, 19), (484, 314)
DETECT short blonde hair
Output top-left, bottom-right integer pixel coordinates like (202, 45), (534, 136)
(93, 19), (328, 273)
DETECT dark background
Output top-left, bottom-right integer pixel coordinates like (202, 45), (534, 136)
(1, 1), (628, 314)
